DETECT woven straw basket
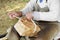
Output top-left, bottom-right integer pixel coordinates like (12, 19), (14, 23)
(14, 17), (41, 37)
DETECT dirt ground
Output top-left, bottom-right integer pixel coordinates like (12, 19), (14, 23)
(0, 0), (27, 34)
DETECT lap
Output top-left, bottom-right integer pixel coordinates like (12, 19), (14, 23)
(30, 21), (59, 40)
(6, 21), (60, 40)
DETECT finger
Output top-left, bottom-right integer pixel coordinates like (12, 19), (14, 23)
(9, 15), (13, 19)
(9, 14), (15, 19)
(26, 16), (32, 21)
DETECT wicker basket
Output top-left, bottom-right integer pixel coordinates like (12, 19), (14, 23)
(14, 17), (41, 37)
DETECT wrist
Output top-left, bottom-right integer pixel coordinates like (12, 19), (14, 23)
(16, 11), (22, 17)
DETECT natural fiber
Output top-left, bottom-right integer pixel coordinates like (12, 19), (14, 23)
(14, 17), (41, 37)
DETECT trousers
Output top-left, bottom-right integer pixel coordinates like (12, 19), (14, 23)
(6, 21), (60, 40)
(29, 21), (60, 40)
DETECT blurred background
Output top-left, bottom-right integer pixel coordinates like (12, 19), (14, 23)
(0, 0), (29, 34)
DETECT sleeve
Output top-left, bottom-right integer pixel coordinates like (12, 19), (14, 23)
(20, 0), (36, 15)
(32, 0), (59, 21)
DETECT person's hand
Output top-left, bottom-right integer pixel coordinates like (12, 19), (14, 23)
(8, 11), (22, 19)
(26, 13), (33, 21)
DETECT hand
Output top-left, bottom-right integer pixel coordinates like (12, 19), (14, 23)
(26, 13), (33, 21)
(8, 11), (22, 19)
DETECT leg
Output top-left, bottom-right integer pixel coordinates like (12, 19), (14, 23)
(30, 21), (59, 40)
(5, 27), (20, 40)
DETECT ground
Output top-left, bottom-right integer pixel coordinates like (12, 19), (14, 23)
(0, 0), (29, 34)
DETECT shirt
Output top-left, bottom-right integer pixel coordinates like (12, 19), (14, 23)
(21, 0), (60, 22)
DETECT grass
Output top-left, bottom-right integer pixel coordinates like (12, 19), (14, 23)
(0, 0), (29, 34)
